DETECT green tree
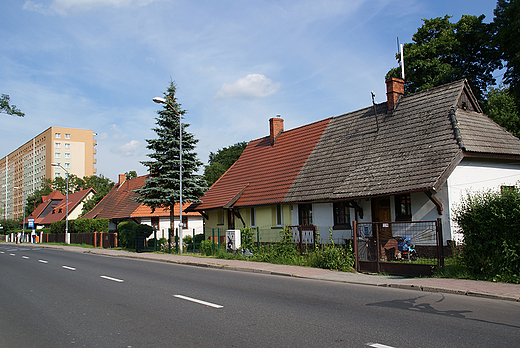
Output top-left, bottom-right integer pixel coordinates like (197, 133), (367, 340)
(134, 81), (207, 237)
(484, 85), (520, 136)
(25, 178), (53, 216)
(493, 0), (520, 105)
(1, 94), (25, 117)
(79, 175), (115, 215)
(204, 141), (248, 186)
(125, 170), (138, 180)
(387, 15), (501, 104)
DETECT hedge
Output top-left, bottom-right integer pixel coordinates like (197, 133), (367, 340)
(50, 218), (109, 234)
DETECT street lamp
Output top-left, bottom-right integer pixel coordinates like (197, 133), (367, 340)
(153, 96), (183, 253)
(51, 163), (69, 244)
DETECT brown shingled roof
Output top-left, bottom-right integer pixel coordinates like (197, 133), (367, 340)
(38, 188), (96, 225)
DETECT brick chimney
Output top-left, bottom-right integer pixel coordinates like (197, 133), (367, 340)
(386, 77), (404, 110)
(269, 116), (284, 145)
(118, 174), (126, 186)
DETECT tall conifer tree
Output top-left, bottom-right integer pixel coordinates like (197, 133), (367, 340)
(134, 81), (207, 241)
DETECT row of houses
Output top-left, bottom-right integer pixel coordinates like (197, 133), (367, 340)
(25, 77), (520, 248)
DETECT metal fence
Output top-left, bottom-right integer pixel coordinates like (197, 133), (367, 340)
(354, 219), (444, 276)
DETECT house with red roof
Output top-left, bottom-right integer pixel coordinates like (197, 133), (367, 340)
(25, 188), (96, 228)
(188, 78), (520, 246)
(82, 174), (203, 240)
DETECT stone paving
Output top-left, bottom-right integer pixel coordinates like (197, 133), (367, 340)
(12, 243), (520, 302)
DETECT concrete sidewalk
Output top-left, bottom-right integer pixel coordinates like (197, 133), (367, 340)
(12, 243), (520, 302)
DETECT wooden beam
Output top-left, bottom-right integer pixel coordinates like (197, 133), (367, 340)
(425, 191), (443, 215)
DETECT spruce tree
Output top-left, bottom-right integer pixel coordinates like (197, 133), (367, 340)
(134, 81), (207, 244)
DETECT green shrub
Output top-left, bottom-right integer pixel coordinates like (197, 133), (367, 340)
(240, 227), (255, 250)
(454, 186), (520, 283)
(50, 220), (66, 234)
(117, 221), (154, 249)
(200, 239), (216, 256)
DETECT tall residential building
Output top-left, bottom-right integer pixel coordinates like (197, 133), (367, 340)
(1, 126), (97, 220)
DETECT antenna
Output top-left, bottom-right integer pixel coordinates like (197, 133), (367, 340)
(400, 43), (405, 80)
(371, 91), (379, 132)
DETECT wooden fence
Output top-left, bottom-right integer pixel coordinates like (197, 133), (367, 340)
(42, 232), (117, 248)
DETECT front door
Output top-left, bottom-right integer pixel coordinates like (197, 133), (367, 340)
(372, 196), (392, 240)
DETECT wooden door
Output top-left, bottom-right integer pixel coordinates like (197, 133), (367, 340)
(372, 196), (392, 240)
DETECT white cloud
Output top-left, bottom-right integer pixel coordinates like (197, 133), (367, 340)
(23, 0), (156, 15)
(215, 74), (281, 99)
(116, 140), (140, 157)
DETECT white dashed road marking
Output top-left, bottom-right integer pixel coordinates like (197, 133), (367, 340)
(38, 260), (48, 264)
(366, 343), (397, 348)
(100, 276), (124, 283)
(174, 295), (223, 309)
(22, 256), (29, 259)
(62, 266), (76, 271)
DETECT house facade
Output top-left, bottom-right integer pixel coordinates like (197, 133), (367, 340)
(190, 78), (520, 245)
(83, 174), (204, 240)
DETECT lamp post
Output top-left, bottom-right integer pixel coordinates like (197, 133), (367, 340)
(51, 163), (69, 244)
(153, 96), (183, 253)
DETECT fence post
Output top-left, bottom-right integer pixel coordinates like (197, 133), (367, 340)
(353, 220), (358, 272)
(168, 228), (171, 253)
(375, 223), (380, 273)
(218, 228), (220, 252)
(437, 218), (444, 268)
(212, 228), (215, 255)
(154, 228), (157, 252)
(175, 227), (179, 254)
(193, 228), (195, 254)
(298, 226), (303, 255)
(257, 226), (260, 253)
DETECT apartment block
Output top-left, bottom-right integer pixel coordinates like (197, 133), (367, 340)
(1, 126), (97, 220)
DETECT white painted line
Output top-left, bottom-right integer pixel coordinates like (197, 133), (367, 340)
(38, 260), (48, 264)
(9, 254), (15, 256)
(62, 266), (76, 271)
(100, 275), (124, 283)
(367, 343), (397, 348)
(0, 251), (5, 254)
(22, 256), (29, 259)
(174, 295), (223, 309)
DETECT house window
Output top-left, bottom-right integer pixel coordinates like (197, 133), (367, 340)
(55, 142), (61, 148)
(298, 204), (312, 225)
(217, 209), (224, 225)
(55, 133), (61, 138)
(333, 201), (351, 228)
(65, 133), (70, 139)
(395, 194), (412, 221)
(55, 152), (61, 158)
(182, 215), (188, 229)
(65, 143), (70, 149)
(250, 207), (256, 227)
(275, 204), (283, 226)
(227, 210), (235, 230)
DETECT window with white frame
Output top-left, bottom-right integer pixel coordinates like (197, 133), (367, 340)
(65, 133), (70, 139)
(55, 152), (61, 158)
(55, 142), (61, 148)
(64, 163), (70, 168)
(55, 173), (61, 178)
(276, 204), (283, 226)
(55, 133), (61, 138)
(65, 143), (70, 149)
(65, 153), (70, 159)
(250, 207), (256, 227)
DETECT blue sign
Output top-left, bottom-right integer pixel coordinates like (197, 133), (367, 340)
(28, 219), (35, 228)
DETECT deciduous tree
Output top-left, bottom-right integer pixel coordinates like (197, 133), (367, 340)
(204, 141), (247, 187)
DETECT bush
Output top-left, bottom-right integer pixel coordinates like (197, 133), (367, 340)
(454, 186), (520, 283)
(0, 219), (22, 234)
(117, 221), (154, 249)
(200, 239), (216, 256)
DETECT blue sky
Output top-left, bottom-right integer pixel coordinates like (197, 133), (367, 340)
(1, 0), (499, 182)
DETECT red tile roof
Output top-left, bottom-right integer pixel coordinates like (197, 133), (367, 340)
(193, 117), (332, 210)
(82, 174), (199, 219)
(27, 189), (95, 225)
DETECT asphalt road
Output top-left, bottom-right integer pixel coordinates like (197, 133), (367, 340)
(1, 245), (519, 348)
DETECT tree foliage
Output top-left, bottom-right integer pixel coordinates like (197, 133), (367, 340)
(494, 0), (520, 104)
(454, 186), (520, 283)
(204, 141), (248, 187)
(0, 94), (25, 117)
(386, 15), (501, 104)
(484, 85), (520, 137)
(134, 81), (207, 234)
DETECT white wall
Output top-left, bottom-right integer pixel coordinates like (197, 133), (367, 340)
(447, 158), (520, 243)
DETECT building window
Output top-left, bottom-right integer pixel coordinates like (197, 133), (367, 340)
(227, 210), (235, 230)
(275, 204), (284, 226)
(217, 209), (224, 225)
(65, 133), (70, 139)
(55, 153), (61, 158)
(333, 201), (351, 228)
(182, 215), (188, 229)
(250, 207), (256, 227)
(395, 194), (412, 221)
(55, 133), (61, 138)
(65, 143), (70, 149)
(298, 204), (312, 225)
(55, 142), (61, 148)
(65, 153), (70, 159)
(55, 173), (61, 178)
(64, 163), (70, 168)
